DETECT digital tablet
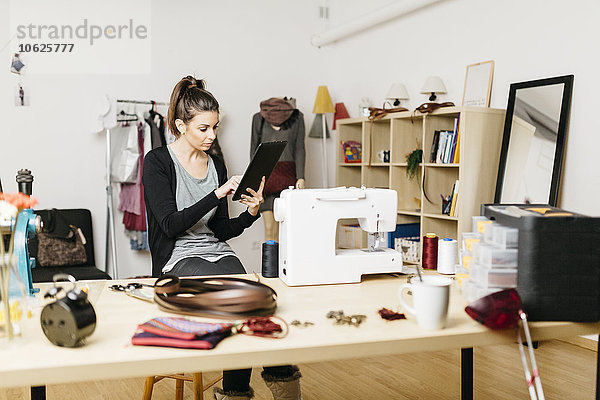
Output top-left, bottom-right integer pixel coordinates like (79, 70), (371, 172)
(232, 141), (288, 201)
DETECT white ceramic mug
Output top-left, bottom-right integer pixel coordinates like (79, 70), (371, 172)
(376, 150), (390, 162)
(398, 275), (453, 330)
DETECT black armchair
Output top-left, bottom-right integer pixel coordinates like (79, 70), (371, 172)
(28, 208), (111, 282)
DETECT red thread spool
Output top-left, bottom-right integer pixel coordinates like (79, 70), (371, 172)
(422, 233), (438, 270)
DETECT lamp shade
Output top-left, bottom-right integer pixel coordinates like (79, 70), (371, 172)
(333, 102), (350, 130)
(420, 76), (447, 94)
(308, 114), (330, 138)
(386, 83), (409, 100)
(313, 85), (335, 114)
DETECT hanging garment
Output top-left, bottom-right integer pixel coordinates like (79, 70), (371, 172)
(119, 123), (143, 215)
(121, 123), (147, 232)
(145, 112), (167, 149)
(110, 124), (140, 183)
(126, 229), (149, 251)
(119, 177), (142, 216)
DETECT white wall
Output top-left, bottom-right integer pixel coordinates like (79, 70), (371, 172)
(0, 0), (330, 278)
(1, 0), (599, 278)
(325, 0), (600, 216)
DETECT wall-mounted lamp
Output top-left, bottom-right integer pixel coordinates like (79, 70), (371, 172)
(386, 83), (409, 107)
(420, 76), (446, 102)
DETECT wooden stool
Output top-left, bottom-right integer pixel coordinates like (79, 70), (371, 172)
(143, 372), (223, 400)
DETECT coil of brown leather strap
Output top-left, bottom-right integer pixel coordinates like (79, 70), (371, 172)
(414, 101), (455, 114)
(153, 275), (278, 319)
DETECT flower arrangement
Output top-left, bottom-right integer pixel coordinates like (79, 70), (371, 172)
(0, 192), (38, 339)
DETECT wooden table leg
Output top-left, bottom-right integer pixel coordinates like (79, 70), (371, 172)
(31, 386), (46, 400)
(461, 347), (473, 400)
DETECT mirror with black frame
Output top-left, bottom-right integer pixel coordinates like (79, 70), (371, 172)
(494, 75), (573, 206)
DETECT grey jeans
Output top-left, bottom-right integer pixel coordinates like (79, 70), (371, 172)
(169, 256), (246, 276)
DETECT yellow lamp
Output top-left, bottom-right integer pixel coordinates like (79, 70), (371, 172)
(311, 85), (335, 187)
(313, 86), (335, 114)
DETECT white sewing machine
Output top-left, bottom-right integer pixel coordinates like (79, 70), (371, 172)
(273, 187), (404, 286)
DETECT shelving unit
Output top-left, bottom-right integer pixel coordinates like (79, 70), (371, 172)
(336, 106), (506, 264)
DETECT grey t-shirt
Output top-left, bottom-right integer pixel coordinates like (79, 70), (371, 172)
(162, 146), (236, 273)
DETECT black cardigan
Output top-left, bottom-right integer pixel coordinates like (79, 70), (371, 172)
(142, 146), (260, 277)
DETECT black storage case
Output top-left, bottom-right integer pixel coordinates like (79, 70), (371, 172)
(482, 204), (600, 322)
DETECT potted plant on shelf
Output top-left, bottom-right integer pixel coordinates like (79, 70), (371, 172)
(406, 149), (422, 181)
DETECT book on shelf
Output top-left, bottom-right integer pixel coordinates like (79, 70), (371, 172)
(443, 130), (456, 163)
(434, 128), (461, 164)
(429, 130), (441, 163)
(449, 179), (459, 216)
(449, 117), (459, 162)
(436, 131), (448, 163)
(452, 116), (461, 163)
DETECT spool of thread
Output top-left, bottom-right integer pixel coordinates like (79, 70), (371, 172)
(261, 240), (279, 278)
(422, 233), (438, 270)
(437, 238), (458, 275)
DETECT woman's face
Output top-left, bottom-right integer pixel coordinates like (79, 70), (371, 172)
(178, 111), (219, 151)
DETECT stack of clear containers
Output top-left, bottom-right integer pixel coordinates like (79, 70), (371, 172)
(457, 216), (519, 302)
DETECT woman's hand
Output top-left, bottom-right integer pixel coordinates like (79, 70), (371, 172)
(215, 175), (242, 199)
(240, 176), (265, 216)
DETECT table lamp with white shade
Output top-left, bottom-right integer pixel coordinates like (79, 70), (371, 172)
(386, 83), (409, 107)
(420, 76), (447, 102)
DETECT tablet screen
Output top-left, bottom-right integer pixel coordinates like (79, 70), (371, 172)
(232, 141), (288, 201)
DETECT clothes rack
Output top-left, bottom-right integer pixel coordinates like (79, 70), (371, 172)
(104, 99), (168, 279)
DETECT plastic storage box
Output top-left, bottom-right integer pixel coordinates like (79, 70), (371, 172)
(491, 225), (518, 248)
(470, 264), (517, 288)
(474, 244), (518, 268)
(482, 204), (600, 322)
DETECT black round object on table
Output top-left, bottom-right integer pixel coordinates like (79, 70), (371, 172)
(40, 275), (96, 348)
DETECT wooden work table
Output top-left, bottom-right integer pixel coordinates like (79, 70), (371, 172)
(1, 274), (598, 399)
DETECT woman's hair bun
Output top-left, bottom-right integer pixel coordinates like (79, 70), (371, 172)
(182, 75), (206, 90)
(196, 79), (206, 90)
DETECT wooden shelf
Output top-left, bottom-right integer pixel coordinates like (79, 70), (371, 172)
(336, 106), (506, 256)
(338, 163), (361, 167)
(422, 163), (460, 168)
(422, 213), (459, 221)
(398, 210), (421, 217)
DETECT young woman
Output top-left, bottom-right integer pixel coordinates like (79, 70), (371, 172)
(142, 76), (301, 400)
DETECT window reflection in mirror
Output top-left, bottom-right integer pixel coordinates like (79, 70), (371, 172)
(501, 84), (564, 203)
(495, 75), (573, 206)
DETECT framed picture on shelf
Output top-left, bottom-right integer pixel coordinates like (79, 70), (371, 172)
(462, 60), (494, 107)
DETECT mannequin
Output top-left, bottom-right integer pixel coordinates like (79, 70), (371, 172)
(251, 98), (305, 242)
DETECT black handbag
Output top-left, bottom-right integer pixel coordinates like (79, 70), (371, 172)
(36, 209), (87, 267)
